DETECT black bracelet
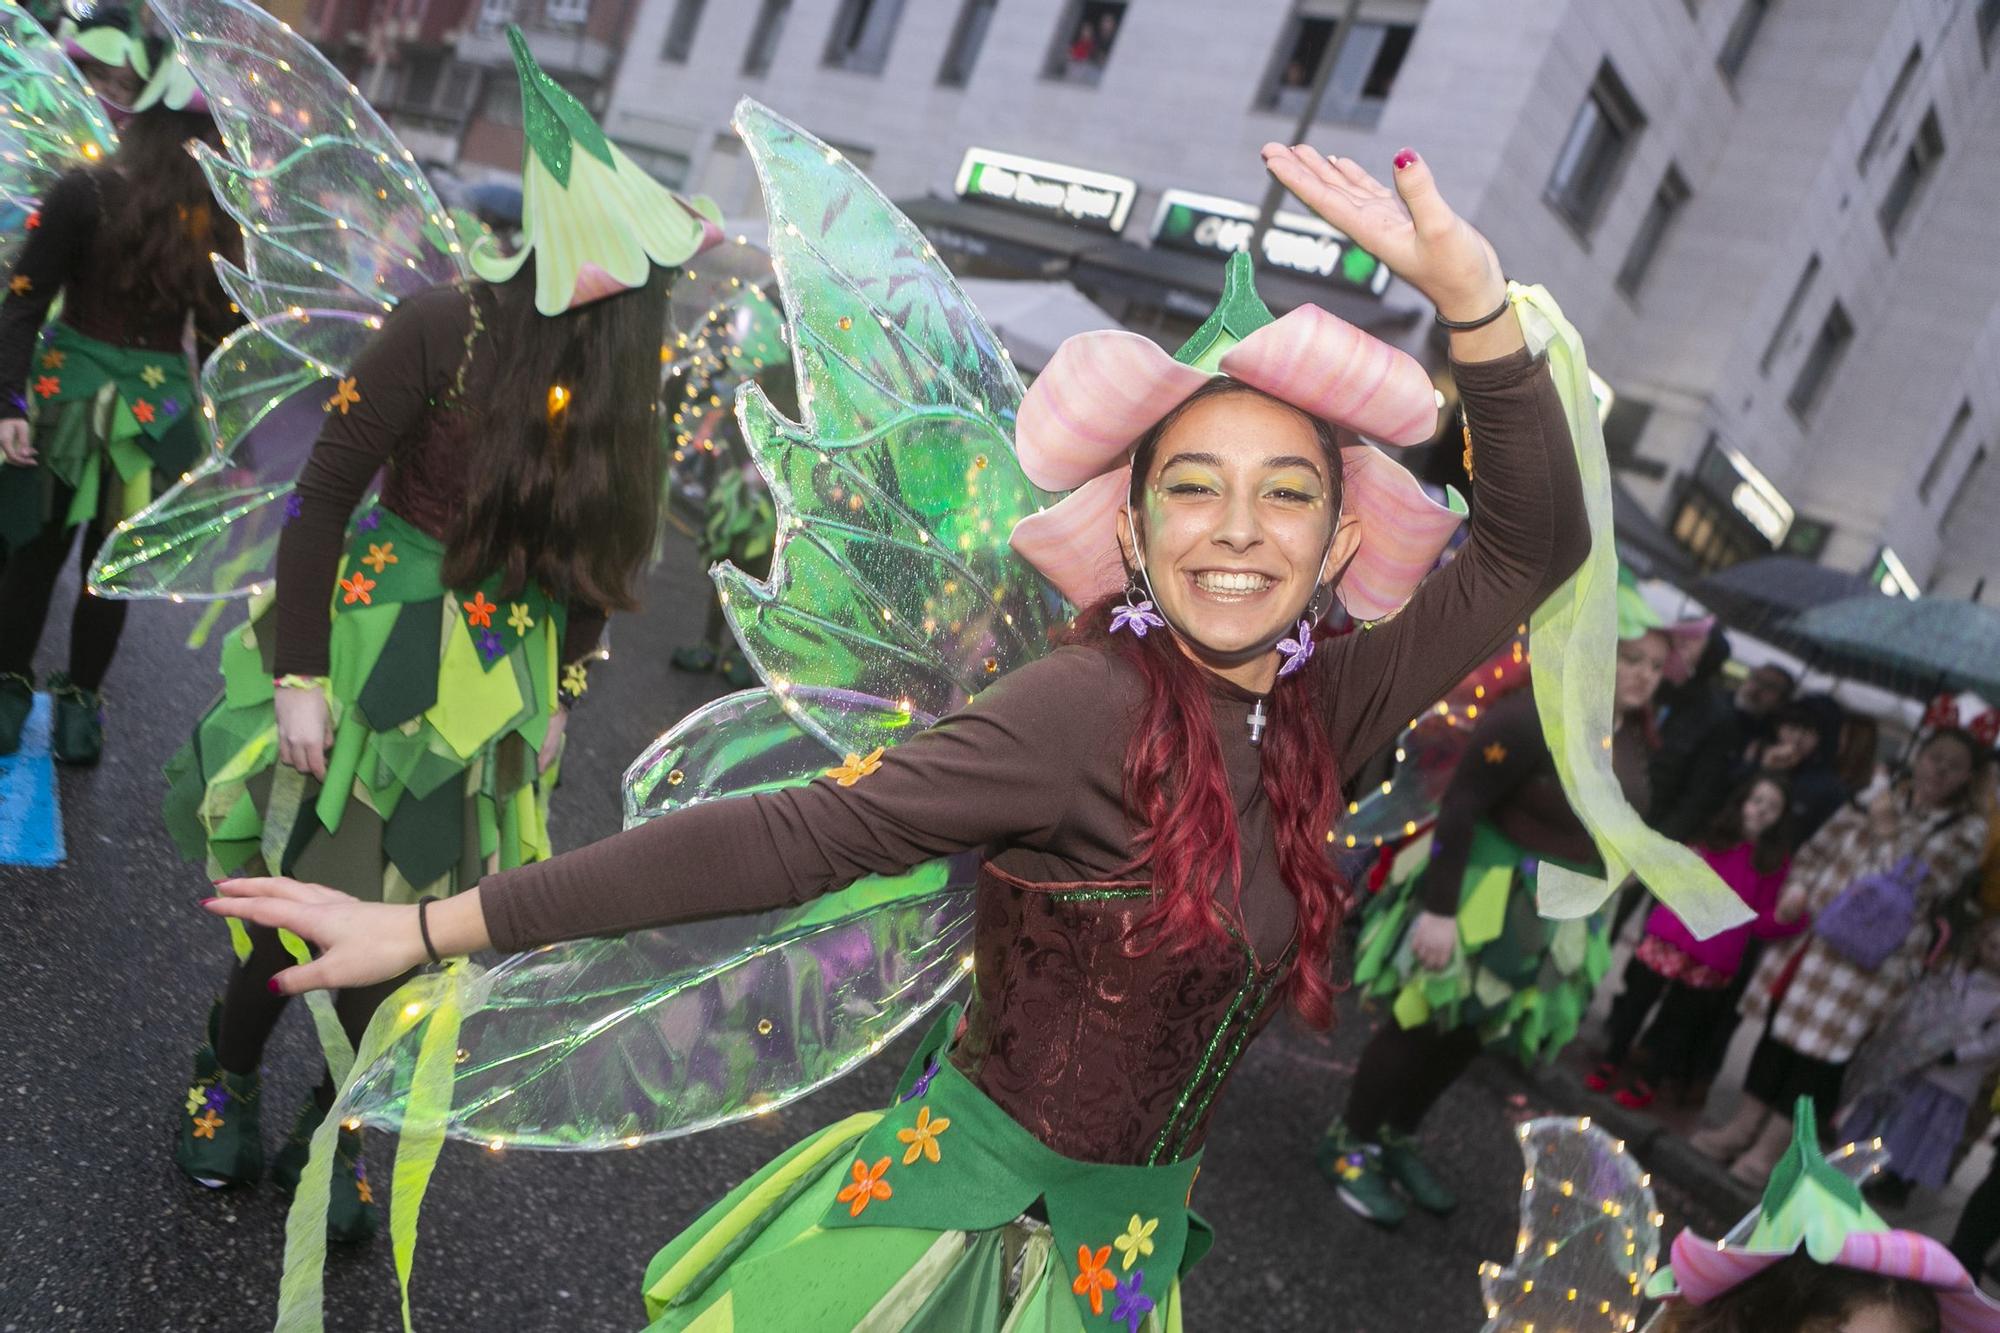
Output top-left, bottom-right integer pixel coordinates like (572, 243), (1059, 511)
(1433, 289), (1512, 331)
(417, 894), (441, 965)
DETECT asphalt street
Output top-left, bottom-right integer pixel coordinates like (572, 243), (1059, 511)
(0, 527), (1729, 1332)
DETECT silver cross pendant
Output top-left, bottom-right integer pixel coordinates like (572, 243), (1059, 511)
(1246, 697), (1268, 747)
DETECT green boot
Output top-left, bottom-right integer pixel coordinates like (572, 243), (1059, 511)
(174, 1053), (264, 1189)
(270, 1098), (379, 1245)
(45, 671), (103, 766)
(1379, 1124), (1457, 1215)
(1317, 1119), (1406, 1227)
(0, 672), (31, 756)
(669, 643), (718, 673)
(718, 655), (758, 689)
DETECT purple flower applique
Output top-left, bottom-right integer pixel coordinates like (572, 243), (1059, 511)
(900, 1057), (940, 1103)
(1275, 618), (1315, 678)
(161, 396), (180, 417)
(1110, 1269), (1154, 1333)
(204, 1085), (230, 1112)
(357, 508), (382, 532)
(281, 492), (304, 526)
(1109, 597), (1165, 638)
(475, 628), (504, 662)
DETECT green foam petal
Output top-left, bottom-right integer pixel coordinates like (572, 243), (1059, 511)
(1512, 284), (1753, 941)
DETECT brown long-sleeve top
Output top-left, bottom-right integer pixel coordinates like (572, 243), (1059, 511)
(480, 346), (1588, 964)
(0, 168), (238, 417)
(272, 282), (605, 676)
(1416, 686), (1652, 915)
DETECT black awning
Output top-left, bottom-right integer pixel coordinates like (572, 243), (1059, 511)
(1069, 238), (1418, 337)
(897, 195), (1107, 277)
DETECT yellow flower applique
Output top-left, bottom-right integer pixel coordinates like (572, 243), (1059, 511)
(826, 747), (885, 787)
(1113, 1214), (1158, 1271)
(897, 1105), (951, 1165)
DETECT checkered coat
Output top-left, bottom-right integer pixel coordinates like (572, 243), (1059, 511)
(1741, 796), (1991, 1064)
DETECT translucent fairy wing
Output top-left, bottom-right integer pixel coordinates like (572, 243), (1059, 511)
(149, 0), (469, 323)
(87, 309), (375, 600)
(340, 687), (976, 1147)
(1480, 1118), (1661, 1333)
(717, 99), (1058, 756)
(0, 4), (116, 265)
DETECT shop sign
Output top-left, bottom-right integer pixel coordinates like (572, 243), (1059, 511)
(1149, 189), (1392, 295)
(954, 149), (1136, 232)
(1695, 439), (1794, 547)
(1869, 547), (1920, 599)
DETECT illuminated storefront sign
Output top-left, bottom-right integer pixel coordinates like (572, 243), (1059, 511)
(1870, 547), (1920, 598)
(1149, 189), (1392, 295)
(1692, 440), (1795, 547)
(954, 149), (1136, 232)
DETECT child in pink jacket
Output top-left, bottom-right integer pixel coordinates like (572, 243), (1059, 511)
(1590, 775), (1801, 1107)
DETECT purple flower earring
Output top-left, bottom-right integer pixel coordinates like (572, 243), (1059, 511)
(1110, 584), (1165, 637)
(1276, 620), (1315, 677)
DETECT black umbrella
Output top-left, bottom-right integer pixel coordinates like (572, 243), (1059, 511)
(1693, 555), (1881, 651)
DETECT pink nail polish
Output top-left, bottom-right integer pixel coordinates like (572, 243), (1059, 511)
(1394, 149), (1417, 171)
(267, 979), (282, 995)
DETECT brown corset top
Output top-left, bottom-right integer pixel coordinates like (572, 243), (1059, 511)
(948, 862), (1294, 1167)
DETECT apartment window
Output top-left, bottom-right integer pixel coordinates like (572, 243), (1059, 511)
(824, 0), (908, 75)
(1878, 107), (1944, 240)
(1919, 400), (1974, 502)
(477, 0), (516, 33)
(742, 0), (791, 76)
(1045, 0), (1126, 85)
(439, 62), (478, 114)
(1716, 0), (1769, 84)
(1857, 45), (1921, 172)
(1944, 446), (1988, 528)
(1758, 254), (1818, 374)
(938, 0), (997, 87)
(1615, 166), (1689, 296)
(1786, 301), (1852, 420)
(399, 53), (443, 107)
(1545, 61), (1646, 237)
(661, 0), (706, 63)
(544, 0), (589, 25)
(1261, 11), (1416, 127)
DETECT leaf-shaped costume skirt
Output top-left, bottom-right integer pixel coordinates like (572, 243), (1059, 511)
(638, 1006), (1201, 1333)
(1351, 822), (1612, 1065)
(162, 504), (568, 932)
(0, 322), (200, 551)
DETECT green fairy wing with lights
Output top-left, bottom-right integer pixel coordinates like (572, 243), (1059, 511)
(86, 0), (469, 602)
(333, 98), (1055, 1158)
(0, 3), (116, 267)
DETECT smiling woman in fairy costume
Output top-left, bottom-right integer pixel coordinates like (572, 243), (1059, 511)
(208, 142), (1612, 1328)
(160, 28), (720, 1243)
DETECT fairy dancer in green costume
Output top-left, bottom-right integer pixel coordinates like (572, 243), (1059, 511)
(199, 104), (1742, 1328)
(0, 39), (237, 763)
(160, 17), (720, 1242)
(1324, 572), (1709, 1228)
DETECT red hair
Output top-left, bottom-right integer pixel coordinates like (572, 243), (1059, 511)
(1065, 599), (1351, 1028)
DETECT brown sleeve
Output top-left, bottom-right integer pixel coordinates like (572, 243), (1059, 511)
(0, 171), (96, 418)
(272, 285), (473, 677)
(1321, 347), (1587, 785)
(1415, 690), (1546, 913)
(478, 646), (1122, 951)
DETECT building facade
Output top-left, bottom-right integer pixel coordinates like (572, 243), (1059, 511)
(569, 0), (1999, 594)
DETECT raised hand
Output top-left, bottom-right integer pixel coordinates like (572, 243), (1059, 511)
(1260, 143), (1504, 324)
(204, 876), (429, 993)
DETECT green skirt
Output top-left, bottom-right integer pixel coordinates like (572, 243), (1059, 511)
(162, 506), (567, 909)
(1351, 821), (1612, 1064)
(639, 1010), (1200, 1332)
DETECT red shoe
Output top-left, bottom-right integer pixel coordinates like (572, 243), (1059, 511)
(1583, 1062), (1620, 1093)
(1614, 1080), (1657, 1110)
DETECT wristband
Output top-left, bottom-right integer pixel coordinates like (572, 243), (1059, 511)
(1433, 289), (1512, 332)
(274, 674), (329, 692)
(417, 894), (442, 965)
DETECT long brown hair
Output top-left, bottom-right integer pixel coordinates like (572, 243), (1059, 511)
(441, 262), (670, 609)
(1699, 774), (1794, 876)
(1652, 1253), (1939, 1332)
(92, 103), (241, 333)
(1066, 377), (1353, 1028)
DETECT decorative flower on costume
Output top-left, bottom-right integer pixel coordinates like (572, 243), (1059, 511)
(835, 1157), (892, 1217)
(339, 572), (374, 605)
(361, 542), (397, 573)
(1113, 1214), (1157, 1270)
(33, 374), (57, 397)
(475, 629), (504, 662)
(324, 377), (360, 415)
(1484, 742), (1508, 764)
(1110, 1269), (1155, 1332)
(900, 1057), (940, 1103)
(10, 275), (30, 296)
(281, 493), (303, 526)
(466, 27), (721, 316)
(463, 592), (497, 629)
(39, 349), (62, 369)
(354, 1164), (373, 1205)
(184, 1085), (207, 1117)
(140, 364), (166, 388)
(357, 509), (382, 533)
(561, 661), (589, 699)
(191, 1109), (223, 1139)
(507, 603), (534, 635)
(825, 747), (885, 787)
(132, 399), (155, 424)
(1072, 1244), (1117, 1316)
(896, 1105), (950, 1165)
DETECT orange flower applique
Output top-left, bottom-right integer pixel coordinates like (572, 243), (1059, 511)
(1072, 1244), (1116, 1315)
(191, 1110), (223, 1140)
(324, 377), (361, 414)
(361, 541), (397, 573)
(33, 374), (58, 398)
(463, 591), (497, 629)
(897, 1105), (951, 1165)
(825, 747), (885, 787)
(132, 399), (156, 424)
(1483, 743), (1507, 765)
(354, 1165), (374, 1205)
(835, 1156), (893, 1217)
(39, 349), (63, 369)
(9, 275), (31, 296)
(340, 572), (375, 605)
